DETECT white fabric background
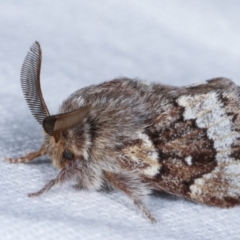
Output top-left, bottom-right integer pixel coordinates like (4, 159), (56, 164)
(1, 1), (240, 239)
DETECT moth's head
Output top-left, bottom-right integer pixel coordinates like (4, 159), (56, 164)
(44, 127), (88, 168)
(21, 41), (91, 169)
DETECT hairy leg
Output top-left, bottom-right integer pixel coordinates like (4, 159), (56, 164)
(6, 145), (46, 163)
(104, 171), (156, 223)
(28, 161), (76, 197)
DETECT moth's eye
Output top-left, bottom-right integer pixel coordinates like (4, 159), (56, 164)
(62, 149), (74, 160)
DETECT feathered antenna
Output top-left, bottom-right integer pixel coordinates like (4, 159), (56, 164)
(21, 41), (50, 125)
(21, 42), (91, 142)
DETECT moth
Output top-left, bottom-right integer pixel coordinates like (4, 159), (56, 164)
(7, 41), (240, 223)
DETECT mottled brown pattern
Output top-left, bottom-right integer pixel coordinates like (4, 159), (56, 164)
(8, 43), (240, 223)
(116, 138), (160, 173)
(145, 106), (217, 198)
(219, 90), (240, 160)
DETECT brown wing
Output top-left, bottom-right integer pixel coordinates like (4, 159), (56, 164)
(117, 78), (240, 208)
(149, 79), (240, 207)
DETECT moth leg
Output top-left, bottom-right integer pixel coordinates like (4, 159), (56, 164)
(28, 179), (58, 197)
(6, 145), (46, 163)
(104, 171), (156, 223)
(28, 161), (74, 197)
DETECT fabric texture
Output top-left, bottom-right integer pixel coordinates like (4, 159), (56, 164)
(1, 1), (240, 239)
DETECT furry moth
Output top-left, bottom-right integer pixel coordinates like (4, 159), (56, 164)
(7, 41), (240, 223)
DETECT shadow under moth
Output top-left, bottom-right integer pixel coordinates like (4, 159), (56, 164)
(7, 41), (240, 223)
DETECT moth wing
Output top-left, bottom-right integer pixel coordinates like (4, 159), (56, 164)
(151, 78), (240, 207)
(119, 78), (240, 207)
